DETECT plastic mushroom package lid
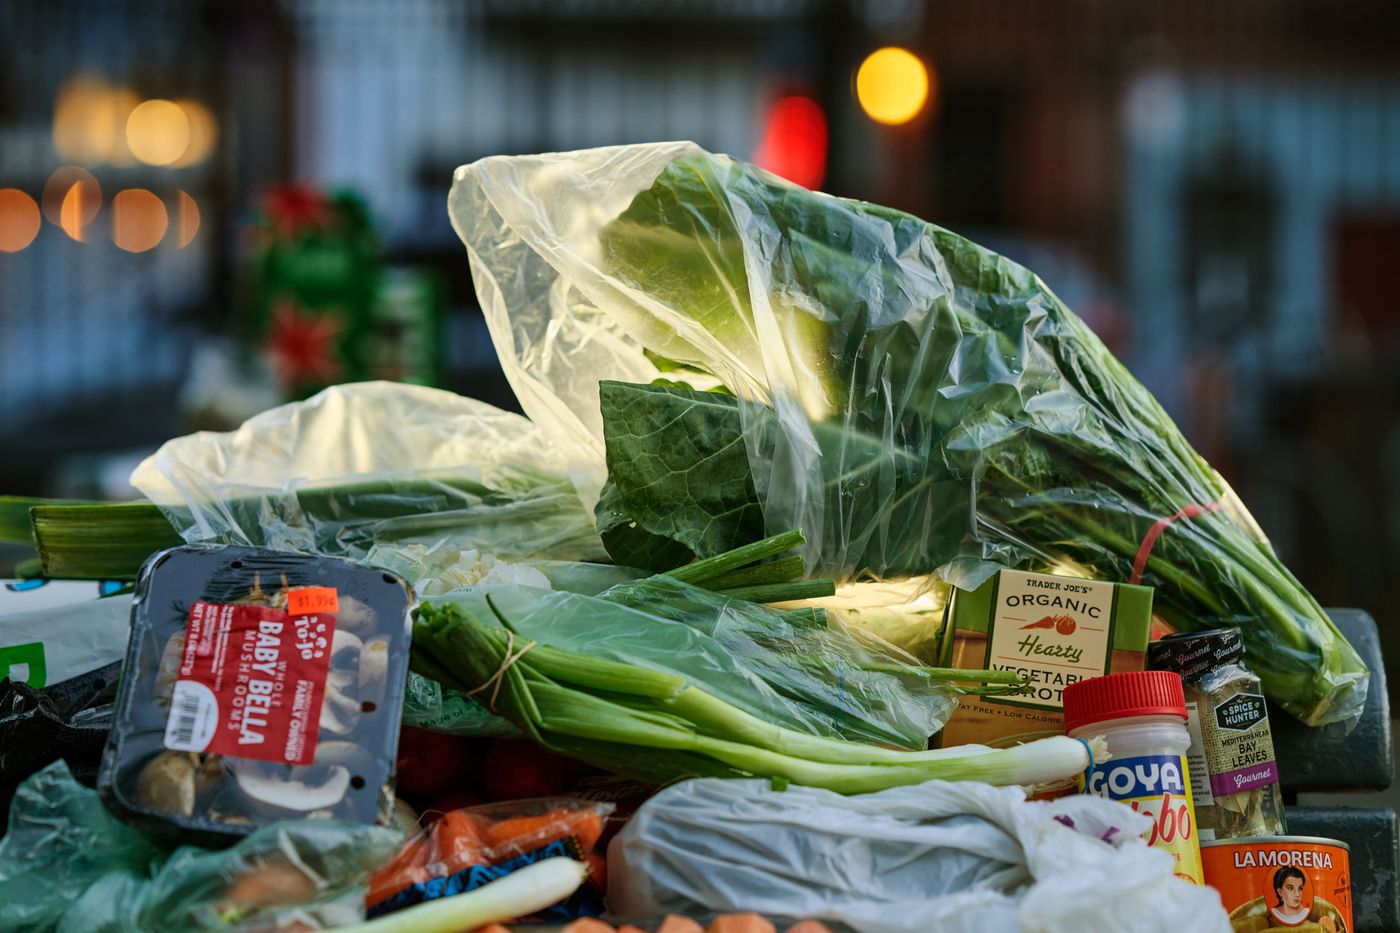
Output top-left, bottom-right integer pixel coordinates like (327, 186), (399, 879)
(97, 545), (415, 842)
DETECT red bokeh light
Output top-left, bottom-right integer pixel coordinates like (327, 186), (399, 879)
(753, 95), (828, 190)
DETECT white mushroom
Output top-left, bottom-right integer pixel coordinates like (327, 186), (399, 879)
(319, 630), (364, 736)
(135, 750), (198, 816)
(229, 741), (372, 813)
(152, 633), (186, 708)
(358, 637), (390, 710)
(334, 595), (379, 636)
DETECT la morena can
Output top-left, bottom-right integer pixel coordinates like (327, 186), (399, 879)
(1201, 836), (1351, 932)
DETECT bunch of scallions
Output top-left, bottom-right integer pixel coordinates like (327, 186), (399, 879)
(410, 532), (1100, 792)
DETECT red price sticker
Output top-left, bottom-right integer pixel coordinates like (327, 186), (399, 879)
(287, 587), (339, 615)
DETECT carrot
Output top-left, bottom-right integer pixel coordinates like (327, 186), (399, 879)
(561, 919), (616, 933)
(585, 851), (608, 892)
(705, 914), (776, 933)
(471, 926), (513, 933)
(367, 809), (493, 907)
(365, 845), (430, 909)
(785, 923), (835, 933)
(432, 810), (493, 867)
(657, 917), (705, 933)
(617, 926), (651, 933)
(486, 807), (605, 855)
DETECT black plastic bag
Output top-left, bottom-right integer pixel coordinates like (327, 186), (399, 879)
(0, 662), (119, 823)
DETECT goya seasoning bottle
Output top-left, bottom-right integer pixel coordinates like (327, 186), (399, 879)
(1064, 670), (1204, 884)
(1147, 628), (1286, 841)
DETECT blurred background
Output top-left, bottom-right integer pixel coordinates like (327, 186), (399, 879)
(3, 0), (1400, 670)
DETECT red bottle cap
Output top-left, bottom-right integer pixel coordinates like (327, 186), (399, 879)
(1062, 670), (1187, 732)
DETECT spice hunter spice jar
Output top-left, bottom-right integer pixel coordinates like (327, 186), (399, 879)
(1147, 628), (1286, 841)
(1200, 837), (1352, 932)
(1064, 670), (1204, 884)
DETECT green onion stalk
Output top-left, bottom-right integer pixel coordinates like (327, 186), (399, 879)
(411, 598), (1094, 794)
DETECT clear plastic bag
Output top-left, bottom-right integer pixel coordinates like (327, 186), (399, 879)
(366, 797), (612, 922)
(0, 761), (403, 933)
(400, 672), (518, 738)
(129, 381), (607, 594)
(448, 142), (1366, 727)
(433, 577), (956, 752)
(607, 777), (1230, 933)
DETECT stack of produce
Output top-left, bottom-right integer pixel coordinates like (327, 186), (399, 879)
(0, 140), (1369, 932)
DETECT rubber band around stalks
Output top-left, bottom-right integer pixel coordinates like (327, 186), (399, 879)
(1076, 736), (1095, 785)
(1130, 502), (1222, 585)
(465, 629), (538, 712)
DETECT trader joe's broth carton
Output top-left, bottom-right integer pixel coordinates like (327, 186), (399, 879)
(937, 570), (1153, 747)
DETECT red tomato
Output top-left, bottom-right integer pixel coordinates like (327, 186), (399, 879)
(395, 726), (479, 797)
(481, 739), (588, 800)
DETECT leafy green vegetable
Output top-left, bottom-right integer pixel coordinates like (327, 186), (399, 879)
(596, 380), (762, 568)
(11, 467), (595, 581)
(413, 532), (1025, 752)
(592, 151), (1367, 727)
(410, 597), (1091, 794)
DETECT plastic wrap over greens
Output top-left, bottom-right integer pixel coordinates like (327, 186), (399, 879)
(448, 141), (1366, 726)
(128, 381), (606, 589)
(400, 672), (518, 737)
(431, 580), (955, 751)
(0, 761), (401, 933)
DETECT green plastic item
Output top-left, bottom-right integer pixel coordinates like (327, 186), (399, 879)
(0, 761), (402, 933)
(400, 672), (518, 737)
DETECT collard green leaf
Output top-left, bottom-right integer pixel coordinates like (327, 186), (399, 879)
(597, 381), (763, 568)
(594, 477), (695, 572)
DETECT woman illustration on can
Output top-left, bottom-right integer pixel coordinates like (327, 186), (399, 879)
(1269, 867), (1312, 927)
(1226, 865), (1348, 932)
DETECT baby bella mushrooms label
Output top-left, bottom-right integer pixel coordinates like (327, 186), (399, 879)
(163, 600), (336, 765)
(984, 570), (1115, 708)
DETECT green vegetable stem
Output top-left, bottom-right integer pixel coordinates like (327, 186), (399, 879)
(410, 597), (1091, 794)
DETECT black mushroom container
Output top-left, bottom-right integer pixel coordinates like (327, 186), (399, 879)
(98, 545), (413, 845)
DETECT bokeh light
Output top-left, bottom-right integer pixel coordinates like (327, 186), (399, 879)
(176, 191), (200, 247)
(126, 99), (191, 166)
(0, 190), (42, 252)
(52, 75), (138, 164)
(855, 47), (932, 126)
(171, 99), (218, 167)
(111, 188), (167, 252)
(753, 96), (828, 189)
(41, 167), (102, 241)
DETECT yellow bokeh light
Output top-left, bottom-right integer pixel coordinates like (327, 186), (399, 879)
(171, 99), (218, 167)
(0, 189), (42, 252)
(855, 47), (932, 126)
(127, 99), (190, 166)
(112, 188), (167, 252)
(41, 167), (102, 241)
(176, 191), (200, 247)
(52, 76), (138, 164)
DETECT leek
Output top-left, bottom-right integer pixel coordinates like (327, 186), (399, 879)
(334, 857), (588, 933)
(412, 599), (1092, 792)
(31, 502), (183, 579)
